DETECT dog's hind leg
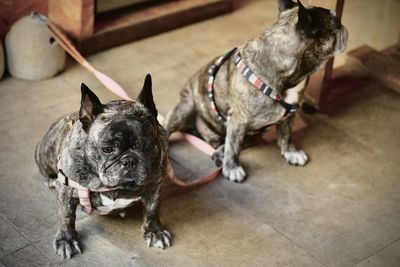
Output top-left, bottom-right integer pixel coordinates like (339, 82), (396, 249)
(164, 86), (195, 136)
(211, 144), (224, 167)
(196, 117), (224, 148)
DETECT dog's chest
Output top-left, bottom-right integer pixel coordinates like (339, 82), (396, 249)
(96, 194), (141, 213)
(283, 79), (306, 104)
(246, 79), (306, 129)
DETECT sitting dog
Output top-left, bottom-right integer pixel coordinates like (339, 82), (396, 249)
(35, 74), (171, 259)
(164, 0), (348, 182)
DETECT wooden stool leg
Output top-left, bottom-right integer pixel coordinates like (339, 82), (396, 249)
(303, 0), (345, 109)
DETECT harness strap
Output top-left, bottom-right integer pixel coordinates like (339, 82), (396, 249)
(233, 51), (299, 116)
(279, 100), (299, 118)
(56, 160), (113, 215)
(207, 48), (299, 130)
(207, 47), (238, 122)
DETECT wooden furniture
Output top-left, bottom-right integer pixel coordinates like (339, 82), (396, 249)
(48, 0), (234, 55)
(348, 44), (400, 95)
(302, 0), (345, 110)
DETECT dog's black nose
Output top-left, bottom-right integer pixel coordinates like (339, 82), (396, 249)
(121, 156), (136, 170)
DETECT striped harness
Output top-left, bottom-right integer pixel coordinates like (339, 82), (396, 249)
(207, 48), (299, 133)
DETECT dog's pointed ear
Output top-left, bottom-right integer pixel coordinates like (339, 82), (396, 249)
(79, 83), (103, 133)
(137, 74), (158, 118)
(278, 0), (296, 12)
(297, 0), (312, 30)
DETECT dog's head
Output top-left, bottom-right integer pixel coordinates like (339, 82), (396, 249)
(251, 0), (349, 87)
(277, 0), (348, 61)
(78, 74), (163, 188)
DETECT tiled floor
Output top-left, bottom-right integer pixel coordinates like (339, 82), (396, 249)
(1, 0), (399, 266)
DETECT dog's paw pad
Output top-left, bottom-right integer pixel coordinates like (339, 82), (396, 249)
(283, 150), (308, 166)
(211, 145), (224, 167)
(54, 236), (81, 259)
(144, 229), (172, 249)
(211, 153), (223, 167)
(223, 166), (247, 183)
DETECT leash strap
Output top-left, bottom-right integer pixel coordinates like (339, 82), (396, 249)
(42, 14), (221, 188)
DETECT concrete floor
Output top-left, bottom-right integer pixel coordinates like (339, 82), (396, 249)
(1, 0), (400, 266)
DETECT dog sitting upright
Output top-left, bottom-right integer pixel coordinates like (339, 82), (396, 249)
(164, 0), (348, 182)
(35, 74), (171, 259)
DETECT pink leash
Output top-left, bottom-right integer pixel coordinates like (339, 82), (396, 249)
(46, 18), (221, 187)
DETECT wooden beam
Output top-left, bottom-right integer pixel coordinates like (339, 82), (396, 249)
(347, 45), (400, 94)
(81, 0), (233, 55)
(48, 0), (94, 40)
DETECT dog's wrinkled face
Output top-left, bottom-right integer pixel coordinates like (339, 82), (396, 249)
(79, 75), (160, 188)
(87, 109), (159, 187)
(278, 0), (348, 68)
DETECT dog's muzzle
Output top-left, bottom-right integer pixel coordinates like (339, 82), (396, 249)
(121, 155), (137, 170)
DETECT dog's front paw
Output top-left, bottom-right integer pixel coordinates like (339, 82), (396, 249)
(54, 231), (81, 259)
(223, 165), (247, 183)
(144, 229), (172, 249)
(283, 150), (308, 166)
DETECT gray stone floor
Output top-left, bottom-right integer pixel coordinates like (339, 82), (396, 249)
(1, 0), (400, 266)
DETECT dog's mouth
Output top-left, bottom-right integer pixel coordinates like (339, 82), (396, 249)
(98, 151), (148, 187)
(98, 164), (147, 188)
(98, 175), (142, 189)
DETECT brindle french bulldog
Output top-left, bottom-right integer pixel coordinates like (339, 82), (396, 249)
(164, 0), (348, 182)
(35, 74), (172, 259)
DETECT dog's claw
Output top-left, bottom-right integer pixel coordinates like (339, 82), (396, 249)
(54, 232), (81, 259)
(223, 165), (247, 183)
(162, 231), (171, 247)
(144, 229), (172, 249)
(146, 234), (153, 247)
(162, 230), (172, 240)
(283, 150), (308, 166)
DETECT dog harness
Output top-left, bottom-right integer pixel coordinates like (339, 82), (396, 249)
(208, 47), (299, 133)
(57, 160), (116, 215)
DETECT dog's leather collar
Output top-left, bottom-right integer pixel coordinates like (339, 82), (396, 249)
(207, 48), (299, 133)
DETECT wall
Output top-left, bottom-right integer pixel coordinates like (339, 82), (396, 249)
(0, 0), (48, 41)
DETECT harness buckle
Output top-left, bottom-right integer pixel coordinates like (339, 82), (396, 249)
(279, 100), (299, 116)
(56, 170), (68, 186)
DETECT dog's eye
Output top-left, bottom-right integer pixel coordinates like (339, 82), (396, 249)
(101, 147), (114, 154)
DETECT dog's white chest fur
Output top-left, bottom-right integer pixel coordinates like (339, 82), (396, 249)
(97, 194), (141, 212)
(284, 79), (306, 104)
